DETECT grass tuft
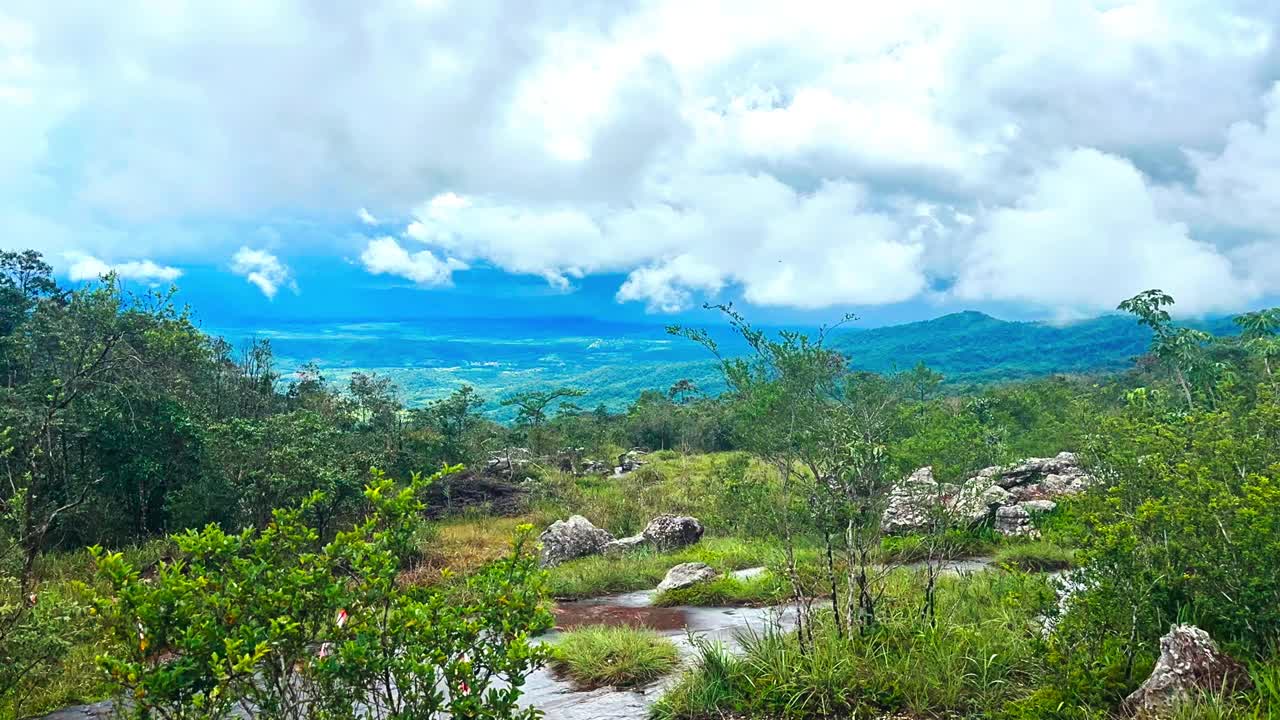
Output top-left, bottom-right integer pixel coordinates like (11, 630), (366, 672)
(549, 626), (680, 689)
(994, 541), (1076, 572)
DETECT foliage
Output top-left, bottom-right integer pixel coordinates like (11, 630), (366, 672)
(548, 627), (679, 689)
(90, 467), (553, 720)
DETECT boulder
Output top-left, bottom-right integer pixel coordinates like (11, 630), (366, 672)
(881, 467), (943, 534)
(994, 504), (1038, 537)
(602, 534), (647, 557)
(614, 448), (650, 475)
(538, 515), (615, 567)
(642, 514), (705, 551)
(1126, 625), (1251, 715)
(657, 562), (719, 593)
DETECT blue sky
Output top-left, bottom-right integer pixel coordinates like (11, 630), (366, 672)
(5, 1), (1280, 331)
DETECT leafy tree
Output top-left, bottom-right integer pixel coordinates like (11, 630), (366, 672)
(1119, 289), (1214, 408)
(500, 387), (585, 456)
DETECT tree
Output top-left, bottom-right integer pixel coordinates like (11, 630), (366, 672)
(1234, 308), (1280, 377)
(1118, 289), (1210, 409)
(500, 387), (585, 456)
(905, 361), (943, 405)
(673, 305), (898, 642)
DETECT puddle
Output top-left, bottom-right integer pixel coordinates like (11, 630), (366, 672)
(553, 603), (689, 631)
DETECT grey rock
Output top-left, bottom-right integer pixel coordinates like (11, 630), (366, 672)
(539, 515), (615, 567)
(602, 534), (648, 557)
(1018, 499), (1058, 514)
(994, 504), (1038, 537)
(656, 562), (719, 593)
(881, 467), (943, 534)
(1126, 625), (1251, 715)
(642, 514), (705, 551)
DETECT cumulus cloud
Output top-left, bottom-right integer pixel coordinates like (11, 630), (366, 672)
(954, 149), (1252, 316)
(4, 1), (1280, 315)
(360, 236), (467, 285)
(64, 253), (183, 284)
(231, 247), (296, 299)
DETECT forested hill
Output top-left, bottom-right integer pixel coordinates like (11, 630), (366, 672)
(831, 311), (1231, 384)
(310, 311), (1238, 416)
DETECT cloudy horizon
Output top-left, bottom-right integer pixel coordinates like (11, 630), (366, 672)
(5, 1), (1280, 323)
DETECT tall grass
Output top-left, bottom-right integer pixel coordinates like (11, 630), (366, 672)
(549, 627), (680, 688)
(546, 537), (780, 599)
(653, 572), (1057, 719)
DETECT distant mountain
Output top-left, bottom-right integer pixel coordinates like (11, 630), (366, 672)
(830, 311), (1237, 385)
(231, 311), (1239, 418)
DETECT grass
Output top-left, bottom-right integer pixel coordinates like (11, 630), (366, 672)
(994, 541), (1076, 572)
(652, 571), (1059, 719)
(546, 536), (780, 599)
(877, 530), (997, 564)
(548, 626), (680, 688)
(653, 570), (789, 607)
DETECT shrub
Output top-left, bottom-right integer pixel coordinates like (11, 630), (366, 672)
(91, 467), (553, 720)
(549, 626), (679, 688)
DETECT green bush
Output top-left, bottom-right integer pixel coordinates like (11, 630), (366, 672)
(549, 627), (679, 688)
(91, 467), (553, 720)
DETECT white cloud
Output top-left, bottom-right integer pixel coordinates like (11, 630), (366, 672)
(359, 236), (467, 285)
(231, 247), (296, 299)
(64, 253), (182, 284)
(954, 149), (1252, 316)
(4, 1), (1280, 315)
(398, 175), (927, 312)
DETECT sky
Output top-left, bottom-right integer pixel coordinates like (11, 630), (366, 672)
(5, 0), (1280, 329)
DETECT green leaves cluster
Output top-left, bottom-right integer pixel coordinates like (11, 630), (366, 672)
(90, 468), (553, 720)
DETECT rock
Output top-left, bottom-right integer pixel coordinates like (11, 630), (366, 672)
(657, 562), (719, 593)
(1018, 499), (1058, 514)
(642, 514), (705, 551)
(614, 448), (650, 475)
(881, 467), (943, 534)
(994, 504), (1039, 537)
(602, 534), (647, 557)
(1126, 625), (1251, 715)
(539, 515), (615, 567)
(947, 480), (1011, 525)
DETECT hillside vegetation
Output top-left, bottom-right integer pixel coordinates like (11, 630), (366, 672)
(3, 249), (1279, 720)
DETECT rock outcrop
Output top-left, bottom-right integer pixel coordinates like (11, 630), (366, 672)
(993, 504), (1036, 537)
(881, 452), (1093, 536)
(1125, 625), (1251, 715)
(881, 467), (944, 534)
(642, 514), (705, 552)
(657, 562), (719, 593)
(539, 515), (615, 567)
(612, 448), (650, 477)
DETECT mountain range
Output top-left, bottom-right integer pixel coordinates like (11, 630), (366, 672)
(212, 310), (1239, 419)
